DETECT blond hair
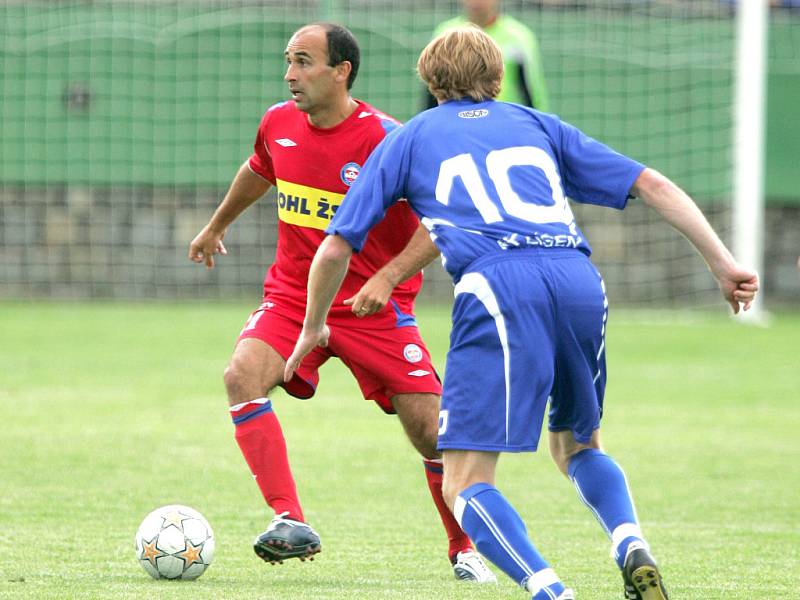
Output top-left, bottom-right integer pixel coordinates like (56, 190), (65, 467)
(417, 25), (504, 103)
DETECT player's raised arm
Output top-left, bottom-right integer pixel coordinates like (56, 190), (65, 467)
(189, 162), (271, 269)
(345, 222), (440, 317)
(284, 234), (354, 381)
(630, 167), (759, 313)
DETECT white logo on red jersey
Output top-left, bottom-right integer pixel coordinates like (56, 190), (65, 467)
(358, 111), (373, 119)
(403, 344), (423, 363)
(275, 138), (297, 147)
(407, 369), (431, 377)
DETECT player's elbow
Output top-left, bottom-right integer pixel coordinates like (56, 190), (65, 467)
(318, 234), (354, 265)
(632, 168), (675, 206)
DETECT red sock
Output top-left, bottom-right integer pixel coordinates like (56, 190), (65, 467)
(423, 458), (473, 561)
(230, 398), (304, 522)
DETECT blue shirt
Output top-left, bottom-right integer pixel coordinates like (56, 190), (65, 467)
(328, 99), (645, 282)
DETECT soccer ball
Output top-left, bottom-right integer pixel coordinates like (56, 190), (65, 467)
(134, 504), (215, 580)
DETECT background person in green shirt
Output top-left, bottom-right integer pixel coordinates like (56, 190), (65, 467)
(422, 0), (550, 111)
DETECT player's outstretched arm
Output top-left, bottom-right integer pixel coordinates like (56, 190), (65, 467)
(189, 162), (271, 269)
(345, 223), (440, 317)
(631, 168), (759, 313)
(284, 235), (354, 382)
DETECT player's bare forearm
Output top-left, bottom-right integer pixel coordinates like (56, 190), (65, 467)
(284, 235), (353, 381)
(632, 168), (759, 311)
(381, 222), (440, 286)
(207, 162), (272, 233)
(345, 223), (440, 316)
(189, 162), (271, 268)
(632, 168), (739, 275)
(305, 235), (353, 330)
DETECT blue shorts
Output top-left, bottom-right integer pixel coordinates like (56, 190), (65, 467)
(437, 249), (607, 453)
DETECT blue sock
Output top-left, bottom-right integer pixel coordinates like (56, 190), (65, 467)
(455, 483), (565, 598)
(568, 448), (647, 568)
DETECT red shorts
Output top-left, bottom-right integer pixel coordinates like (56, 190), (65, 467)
(238, 301), (442, 414)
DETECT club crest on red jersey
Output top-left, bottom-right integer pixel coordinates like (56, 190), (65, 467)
(340, 162), (361, 186)
(403, 343), (423, 363)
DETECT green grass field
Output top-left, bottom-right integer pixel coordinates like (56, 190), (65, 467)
(0, 302), (798, 599)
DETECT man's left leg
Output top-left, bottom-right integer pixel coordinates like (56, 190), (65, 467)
(550, 429), (668, 600)
(392, 393), (496, 583)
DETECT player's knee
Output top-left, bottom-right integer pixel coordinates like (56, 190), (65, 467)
(441, 470), (480, 511)
(222, 362), (241, 397)
(440, 474), (462, 511)
(409, 425), (439, 460)
(409, 413), (440, 458)
(550, 443), (582, 477)
(551, 451), (571, 477)
(223, 360), (257, 403)
(393, 394), (441, 459)
(400, 415), (439, 459)
(549, 430), (602, 477)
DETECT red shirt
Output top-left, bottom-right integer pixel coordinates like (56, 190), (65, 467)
(248, 100), (423, 329)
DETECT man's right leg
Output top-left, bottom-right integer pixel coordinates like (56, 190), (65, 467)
(224, 337), (320, 563)
(441, 450), (572, 600)
(391, 393), (495, 583)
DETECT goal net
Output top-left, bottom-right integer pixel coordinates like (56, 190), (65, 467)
(0, 0), (740, 307)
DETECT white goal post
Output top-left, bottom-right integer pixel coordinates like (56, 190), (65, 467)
(733, 0), (769, 322)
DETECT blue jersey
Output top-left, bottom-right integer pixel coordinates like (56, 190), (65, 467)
(328, 99), (645, 282)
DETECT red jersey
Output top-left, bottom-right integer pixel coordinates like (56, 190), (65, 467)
(248, 100), (423, 329)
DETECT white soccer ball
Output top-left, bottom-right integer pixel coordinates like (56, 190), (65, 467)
(134, 504), (215, 580)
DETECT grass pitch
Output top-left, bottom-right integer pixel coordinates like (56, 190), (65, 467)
(0, 302), (797, 599)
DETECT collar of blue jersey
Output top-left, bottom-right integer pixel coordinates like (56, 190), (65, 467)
(441, 97), (494, 106)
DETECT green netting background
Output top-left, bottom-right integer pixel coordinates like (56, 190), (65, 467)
(1, 1), (740, 196)
(1, 1), (798, 302)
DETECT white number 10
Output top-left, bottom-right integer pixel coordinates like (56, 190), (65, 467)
(435, 146), (574, 226)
